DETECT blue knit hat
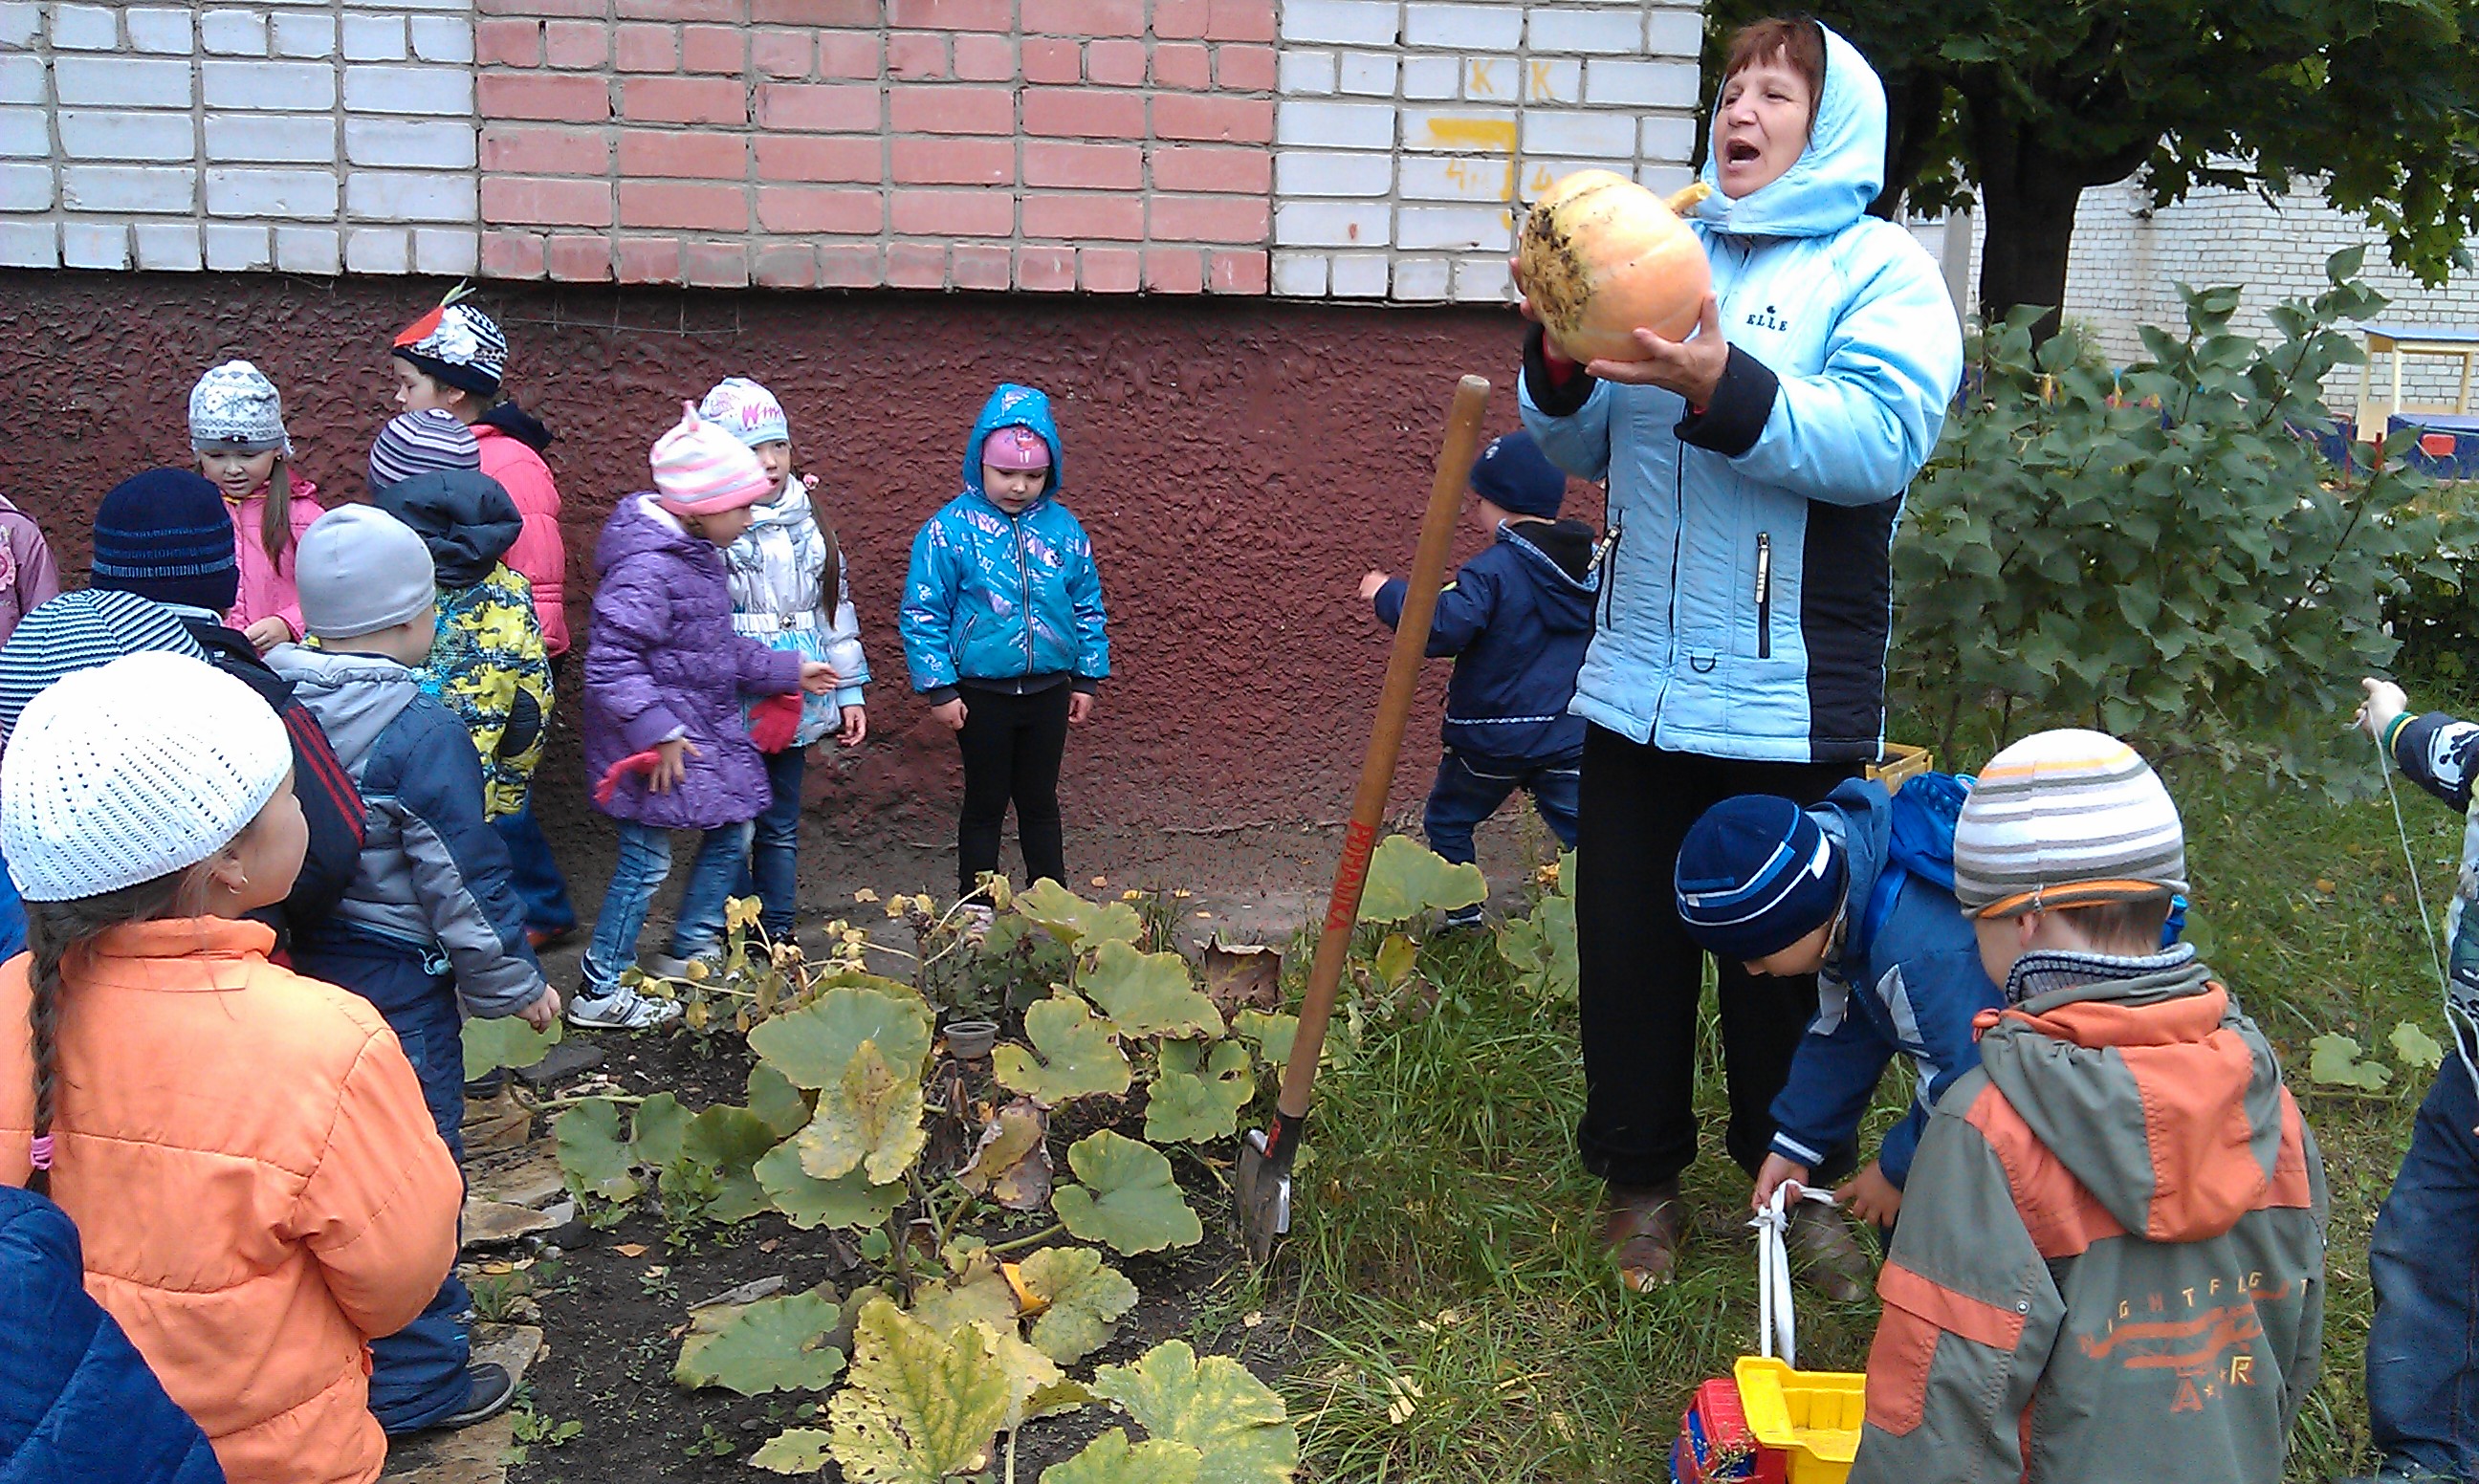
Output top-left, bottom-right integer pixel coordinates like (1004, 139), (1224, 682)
(1675, 795), (1849, 962)
(0, 589), (207, 737)
(90, 469), (240, 616)
(1466, 430), (1568, 519)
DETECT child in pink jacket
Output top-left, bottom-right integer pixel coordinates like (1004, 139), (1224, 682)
(0, 494), (61, 647)
(188, 360), (322, 653)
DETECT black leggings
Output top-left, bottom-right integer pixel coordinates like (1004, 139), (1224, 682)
(954, 684), (1071, 896)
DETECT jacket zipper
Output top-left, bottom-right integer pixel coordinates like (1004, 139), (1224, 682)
(1016, 513), (1035, 677)
(1596, 519), (1623, 629)
(1755, 532), (1772, 660)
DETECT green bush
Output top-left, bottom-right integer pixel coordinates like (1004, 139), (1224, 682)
(1892, 248), (2452, 789)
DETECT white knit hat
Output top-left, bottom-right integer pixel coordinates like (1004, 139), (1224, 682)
(1950, 728), (2187, 919)
(1, 652), (292, 902)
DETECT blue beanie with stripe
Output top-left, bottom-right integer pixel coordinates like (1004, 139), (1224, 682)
(90, 469), (240, 617)
(1674, 795), (1848, 962)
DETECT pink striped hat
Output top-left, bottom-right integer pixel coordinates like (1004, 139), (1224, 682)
(650, 402), (775, 516)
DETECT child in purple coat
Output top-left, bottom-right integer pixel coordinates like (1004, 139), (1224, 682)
(573, 404), (841, 1029)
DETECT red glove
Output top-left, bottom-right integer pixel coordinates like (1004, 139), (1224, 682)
(749, 692), (802, 753)
(594, 749), (661, 806)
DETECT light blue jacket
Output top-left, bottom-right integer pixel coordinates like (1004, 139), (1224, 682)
(1520, 24), (1963, 763)
(900, 384), (1110, 697)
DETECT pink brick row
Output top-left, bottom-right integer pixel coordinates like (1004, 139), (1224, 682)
(473, 76), (1275, 139)
(472, 0), (1275, 41)
(480, 233), (1268, 295)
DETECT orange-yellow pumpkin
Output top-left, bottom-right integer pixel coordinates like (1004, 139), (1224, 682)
(1518, 169), (1713, 363)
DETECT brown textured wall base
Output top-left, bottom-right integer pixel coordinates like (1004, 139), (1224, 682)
(0, 270), (1598, 856)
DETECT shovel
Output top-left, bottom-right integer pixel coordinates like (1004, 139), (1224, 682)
(1237, 373), (1493, 1263)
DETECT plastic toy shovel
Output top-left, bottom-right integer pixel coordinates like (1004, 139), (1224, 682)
(1237, 374), (1492, 1263)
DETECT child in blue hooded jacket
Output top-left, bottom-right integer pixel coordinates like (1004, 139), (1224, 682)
(900, 384), (1109, 900)
(1359, 430), (1595, 920)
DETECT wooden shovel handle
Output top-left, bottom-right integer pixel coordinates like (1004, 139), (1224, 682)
(1275, 375), (1492, 1120)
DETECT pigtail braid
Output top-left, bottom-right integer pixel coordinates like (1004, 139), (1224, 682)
(22, 932), (62, 1196)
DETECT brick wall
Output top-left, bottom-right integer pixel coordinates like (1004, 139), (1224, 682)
(0, 0), (1702, 298)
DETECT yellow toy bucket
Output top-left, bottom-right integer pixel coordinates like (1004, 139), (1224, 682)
(1734, 1355), (1864, 1483)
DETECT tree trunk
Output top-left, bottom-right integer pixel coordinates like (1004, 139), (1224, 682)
(1965, 87), (2161, 339)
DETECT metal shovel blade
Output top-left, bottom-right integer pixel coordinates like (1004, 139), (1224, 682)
(1235, 1123), (1295, 1264)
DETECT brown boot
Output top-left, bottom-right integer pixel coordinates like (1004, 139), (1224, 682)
(1603, 1180), (1687, 1293)
(1787, 1201), (1873, 1303)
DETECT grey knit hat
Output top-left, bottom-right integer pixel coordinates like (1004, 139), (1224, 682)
(294, 505), (436, 641)
(187, 360), (291, 455)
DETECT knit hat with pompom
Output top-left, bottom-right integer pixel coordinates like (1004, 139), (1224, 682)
(650, 403), (774, 516)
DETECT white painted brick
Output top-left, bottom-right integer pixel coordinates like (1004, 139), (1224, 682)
(1646, 8), (1701, 56)
(409, 16), (472, 63)
(347, 0), (461, 9)
(1400, 55), (1458, 98)
(1403, 3), (1523, 50)
(346, 170), (474, 222)
(1278, 0), (1398, 46)
(0, 56), (38, 104)
(1275, 148), (1392, 196)
(0, 159), (48, 209)
(0, 104), (41, 156)
(412, 225), (476, 274)
(341, 14), (406, 60)
(201, 11), (269, 55)
(1330, 251), (1388, 296)
(272, 12), (336, 56)
(345, 117), (473, 168)
(344, 225), (409, 273)
(1522, 56), (1580, 103)
(1633, 161), (1694, 195)
(1521, 158), (1615, 199)
(1585, 59), (1699, 109)
(273, 224), (338, 273)
(343, 65), (471, 117)
(205, 165), (339, 218)
(125, 7), (194, 53)
(204, 223), (271, 270)
(1640, 115), (1696, 164)
(1274, 199), (1390, 248)
(49, 4), (119, 51)
(0, 220), (54, 267)
(1271, 250), (1327, 295)
(206, 114), (336, 164)
(1399, 203), (1510, 251)
(58, 110), (193, 162)
(1338, 52), (1395, 96)
(204, 59), (334, 111)
(1279, 49), (1336, 96)
(1521, 109), (1633, 157)
(60, 164), (194, 212)
(1398, 153), (1515, 201)
(1452, 254), (1509, 301)
(61, 222), (127, 270)
(1401, 106), (1516, 152)
(1525, 6), (1642, 54)
(1275, 99), (1394, 150)
(1392, 255), (1449, 299)
(0, 3), (35, 50)
(135, 221), (202, 271)
(55, 56), (194, 108)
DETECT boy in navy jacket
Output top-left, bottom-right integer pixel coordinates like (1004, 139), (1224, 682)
(1674, 780), (2002, 1289)
(1359, 431), (1597, 917)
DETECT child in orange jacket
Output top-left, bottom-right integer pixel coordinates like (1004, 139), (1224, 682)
(0, 651), (462, 1484)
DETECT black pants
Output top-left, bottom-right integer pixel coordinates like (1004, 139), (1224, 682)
(954, 684), (1071, 897)
(1573, 724), (1860, 1189)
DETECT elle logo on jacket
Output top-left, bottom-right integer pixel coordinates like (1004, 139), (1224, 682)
(1744, 304), (1791, 333)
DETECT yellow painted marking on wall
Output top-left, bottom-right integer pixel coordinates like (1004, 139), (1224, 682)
(1423, 117), (1519, 154)
(1440, 157), (1518, 202)
(1528, 59), (1557, 100)
(1467, 59), (1501, 98)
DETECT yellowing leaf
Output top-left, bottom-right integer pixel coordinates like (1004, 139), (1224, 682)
(994, 994), (1132, 1105)
(461, 1013), (560, 1080)
(673, 1285), (846, 1395)
(955, 1098), (1052, 1211)
(757, 1140), (901, 1231)
(1014, 879), (1145, 947)
(1084, 940), (1222, 1038)
(825, 1301), (1018, 1484)
(727, 894), (764, 931)
(1090, 1340), (1298, 1484)
(750, 1428), (834, 1473)
(749, 981), (935, 1090)
(908, 1254), (1020, 1338)
(1200, 939), (1282, 1016)
(1051, 1131), (1201, 1255)
(1144, 1038), (1256, 1145)
(554, 1098), (639, 1202)
(796, 1040), (928, 1185)
(1356, 835), (1487, 924)
(2309, 1032), (2392, 1091)
(2391, 1019), (2446, 1071)
(1019, 1246), (1139, 1365)
(1042, 1429), (1203, 1484)
(1372, 931), (1418, 992)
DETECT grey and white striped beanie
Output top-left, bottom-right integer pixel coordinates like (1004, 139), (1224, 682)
(1950, 728), (2186, 918)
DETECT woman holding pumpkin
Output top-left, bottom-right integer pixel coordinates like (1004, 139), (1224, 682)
(1513, 17), (1963, 1294)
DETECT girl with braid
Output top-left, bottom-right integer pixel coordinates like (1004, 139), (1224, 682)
(0, 652), (460, 1484)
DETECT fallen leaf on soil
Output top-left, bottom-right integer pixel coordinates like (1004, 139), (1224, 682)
(612, 1243), (648, 1257)
(1200, 939), (1283, 1015)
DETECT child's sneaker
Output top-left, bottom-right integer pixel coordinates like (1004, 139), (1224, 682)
(566, 981), (683, 1031)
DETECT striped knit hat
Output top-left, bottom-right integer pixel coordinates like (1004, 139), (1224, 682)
(1951, 728), (2187, 919)
(698, 377), (791, 449)
(90, 469), (241, 616)
(368, 407), (480, 493)
(0, 590), (207, 737)
(650, 402), (774, 516)
(1675, 794), (1847, 961)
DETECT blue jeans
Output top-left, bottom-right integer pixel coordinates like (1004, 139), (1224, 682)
(492, 790), (577, 935)
(740, 746), (805, 940)
(583, 819), (752, 996)
(1422, 748), (1582, 866)
(2367, 1049), (2479, 1478)
(291, 938), (472, 1432)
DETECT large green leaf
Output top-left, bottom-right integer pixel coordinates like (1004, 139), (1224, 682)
(1019, 1245), (1139, 1365)
(1083, 941), (1222, 1038)
(2392, 1019), (2446, 1071)
(955, 1097), (1052, 1211)
(674, 1285), (847, 1395)
(677, 1104), (779, 1224)
(554, 1098), (639, 1201)
(1042, 1430), (1202, 1484)
(757, 1140), (900, 1231)
(748, 1059), (815, 1138)
(795, 1039), (928, 1185)
(461, 1013), (559, 1080)
(1143, 1038), (1255, 1145)
(1090, 1341), (1297, 1484)
(630, 1091), (691, 1170)
(1232, 1010), (1299, 1069)
(993, 994), (1131, 1105)
(1496, 890), (1577, 1001)
(2309, 1032), (2393, 1090)
(1051, 1131), (1201, 1255)
(749, 982), (934, 1090)
(1014, 879), (1145, 947)
(824, 1301), (1023, 1484)
(1356, 835), (1486, 924)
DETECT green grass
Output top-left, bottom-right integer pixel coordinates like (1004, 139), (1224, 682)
(1266, 741), (2461, 1481)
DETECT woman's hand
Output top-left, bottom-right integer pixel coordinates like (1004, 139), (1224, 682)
(2357, 676), (2409, 741)
(1583, 293), (1729, 404)
(243, 617), (293, 654)
(799, 662), (843, 695)
(931, 698), (969, 731)
(1068, 691), (1095, 726)
(648, 736), (699, 794)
